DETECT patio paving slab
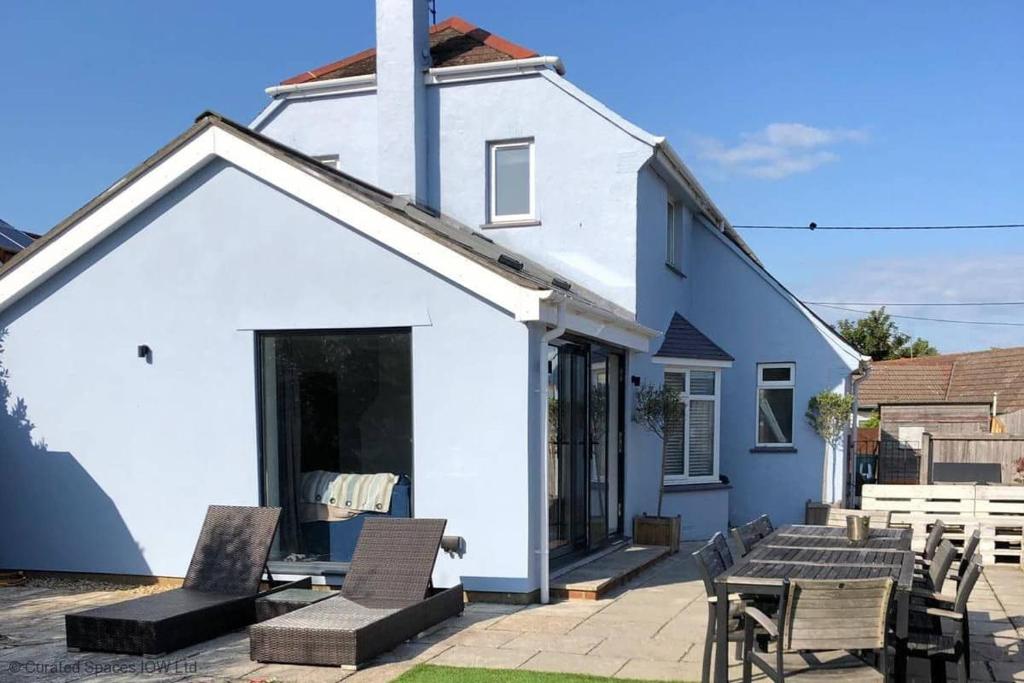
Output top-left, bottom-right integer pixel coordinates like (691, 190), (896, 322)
(520, 651), (628, 677)
(498, 632), (605, 655)
(428, 644), (537, 669)
(1, 552), (1023, 682)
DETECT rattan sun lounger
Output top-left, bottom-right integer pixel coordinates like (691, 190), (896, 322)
(66, 505), (300, 655)
(249, 517), (465, 668)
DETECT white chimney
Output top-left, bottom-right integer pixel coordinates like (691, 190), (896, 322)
(376, 0), (430, 203)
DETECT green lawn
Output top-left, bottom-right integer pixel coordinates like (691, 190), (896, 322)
(395, 664), (665, 683)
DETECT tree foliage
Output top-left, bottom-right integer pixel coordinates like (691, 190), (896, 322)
(835, 307), (938, 361)
(632, 381), (683, 517)
(806, 391), (855, 448)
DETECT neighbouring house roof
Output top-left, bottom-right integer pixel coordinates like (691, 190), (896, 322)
(281, 16), (538, 85)
(858, 347), (1024, 412)
(654, 312), (733, 364)
(0, 219), (33, 254)
(0, 112), (655, 349)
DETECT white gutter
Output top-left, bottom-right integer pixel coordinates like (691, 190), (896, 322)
(265, 73), (376, 99)
(264, 57), (564, 100)
(537, 299), (567, 604)
(426, 56), (565, 83)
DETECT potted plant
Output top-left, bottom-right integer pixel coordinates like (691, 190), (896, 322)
(806, 390), (856, 504)
(631, 380), (683, 552)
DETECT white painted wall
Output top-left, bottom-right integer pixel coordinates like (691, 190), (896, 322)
(0, 160), (533, 592)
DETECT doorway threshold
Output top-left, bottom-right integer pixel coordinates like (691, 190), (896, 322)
(550, 543), (669, 600)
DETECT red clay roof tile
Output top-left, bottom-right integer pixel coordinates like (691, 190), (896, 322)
(858, 347), (1024, 411)
(280, 16), (539, 86)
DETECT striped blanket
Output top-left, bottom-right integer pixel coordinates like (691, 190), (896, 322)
(300, 471), (400, 514)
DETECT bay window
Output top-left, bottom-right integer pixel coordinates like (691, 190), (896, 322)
(663, 368), (721, 484)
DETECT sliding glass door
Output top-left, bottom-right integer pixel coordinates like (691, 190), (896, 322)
(548, 340), (624, 563)
(258, 330), (412, 565)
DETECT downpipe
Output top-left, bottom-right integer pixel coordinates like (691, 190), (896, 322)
(537, 299), (567, 604)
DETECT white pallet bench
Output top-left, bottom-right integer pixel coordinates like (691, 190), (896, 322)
(862, 484), (1023, 565)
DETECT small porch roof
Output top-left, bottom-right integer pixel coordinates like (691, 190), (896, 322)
(653, 312), (733, 367)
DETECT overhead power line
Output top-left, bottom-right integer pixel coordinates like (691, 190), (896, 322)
(734, 223), (1024, 231)
(808, 302), (1024, 327)
(803, 300), (1024, 307)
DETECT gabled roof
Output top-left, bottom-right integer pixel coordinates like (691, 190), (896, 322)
(281, 16), (538, 85)
(654, 312), (733, 364)
(0, 112), (654, 350)
(858, 347), (1024, 412)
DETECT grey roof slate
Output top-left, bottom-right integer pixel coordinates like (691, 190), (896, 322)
(654, 312), (733, 362)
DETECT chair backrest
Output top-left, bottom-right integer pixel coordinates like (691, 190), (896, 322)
(783, 577), (894, 652)
(923, 519), (946, 560)
(953, 559), (983, 614)
(929, 540), (957, 594)
(755, 514), (774, 536)
(826, 507), (893, 528)
(730, 520), (762, 557)
(958, 529), (981, 579)
(692, 538), (728, 598)
(341, 517), (446, 602)
(182, 505), (282, 595)
(710, 531), (734, 568)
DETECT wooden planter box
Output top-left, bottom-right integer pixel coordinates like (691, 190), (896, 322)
(633, 515), (681, 553)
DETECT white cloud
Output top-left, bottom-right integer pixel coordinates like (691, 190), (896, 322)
(695, 122), (869, 180)
(803, 254), (1024, 353)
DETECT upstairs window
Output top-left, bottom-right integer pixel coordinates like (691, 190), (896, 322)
(757, 363), (795, 447)
(489, 140), (535, 223)
(666, 201), (681, 269)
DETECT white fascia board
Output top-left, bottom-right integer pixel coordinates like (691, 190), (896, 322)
(262, 58), (563, 102)
(0, 131), (218, 311)
(652, 356), (734, 369)
(0, 125), (550, 322)
(693, 214), (865, 369)
(425, 56), (565, 84)
(539, 298), (656, 352)
(650, 142), (730, 231)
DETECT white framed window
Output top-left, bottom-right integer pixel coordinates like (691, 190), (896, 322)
(663, 368), (721, 485)
(756, 363), (795, 447)
(313, 154), (340, 170)
(666, 201), (680, 269)
(488, 139), (535, 223)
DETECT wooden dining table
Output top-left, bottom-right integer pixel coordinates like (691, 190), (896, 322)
(712, 524), (915, 683)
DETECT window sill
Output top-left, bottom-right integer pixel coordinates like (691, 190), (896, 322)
(665, 262), (687, 279)
(750, 446), (798, 454)
(480, 219), (541, 229)
(662, 481), (732, 493)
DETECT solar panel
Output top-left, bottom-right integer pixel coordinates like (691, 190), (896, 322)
(0, 219), (33, 251)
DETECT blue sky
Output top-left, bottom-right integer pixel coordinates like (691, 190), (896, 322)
(3, 1), (1023, 352)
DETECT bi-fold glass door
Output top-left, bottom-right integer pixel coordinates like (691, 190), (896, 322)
(547, 340), (624, 563)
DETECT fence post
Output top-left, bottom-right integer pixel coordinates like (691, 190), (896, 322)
(919, 432), (932, 485)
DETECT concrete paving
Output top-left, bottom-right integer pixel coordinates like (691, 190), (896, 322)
(1, 547), (1022, 682)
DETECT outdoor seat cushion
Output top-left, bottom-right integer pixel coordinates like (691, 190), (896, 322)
(66, 588), (257, 654)
(69, 588), (249, 622)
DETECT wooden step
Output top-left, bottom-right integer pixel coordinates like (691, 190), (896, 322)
(550, 545), (670, 601)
